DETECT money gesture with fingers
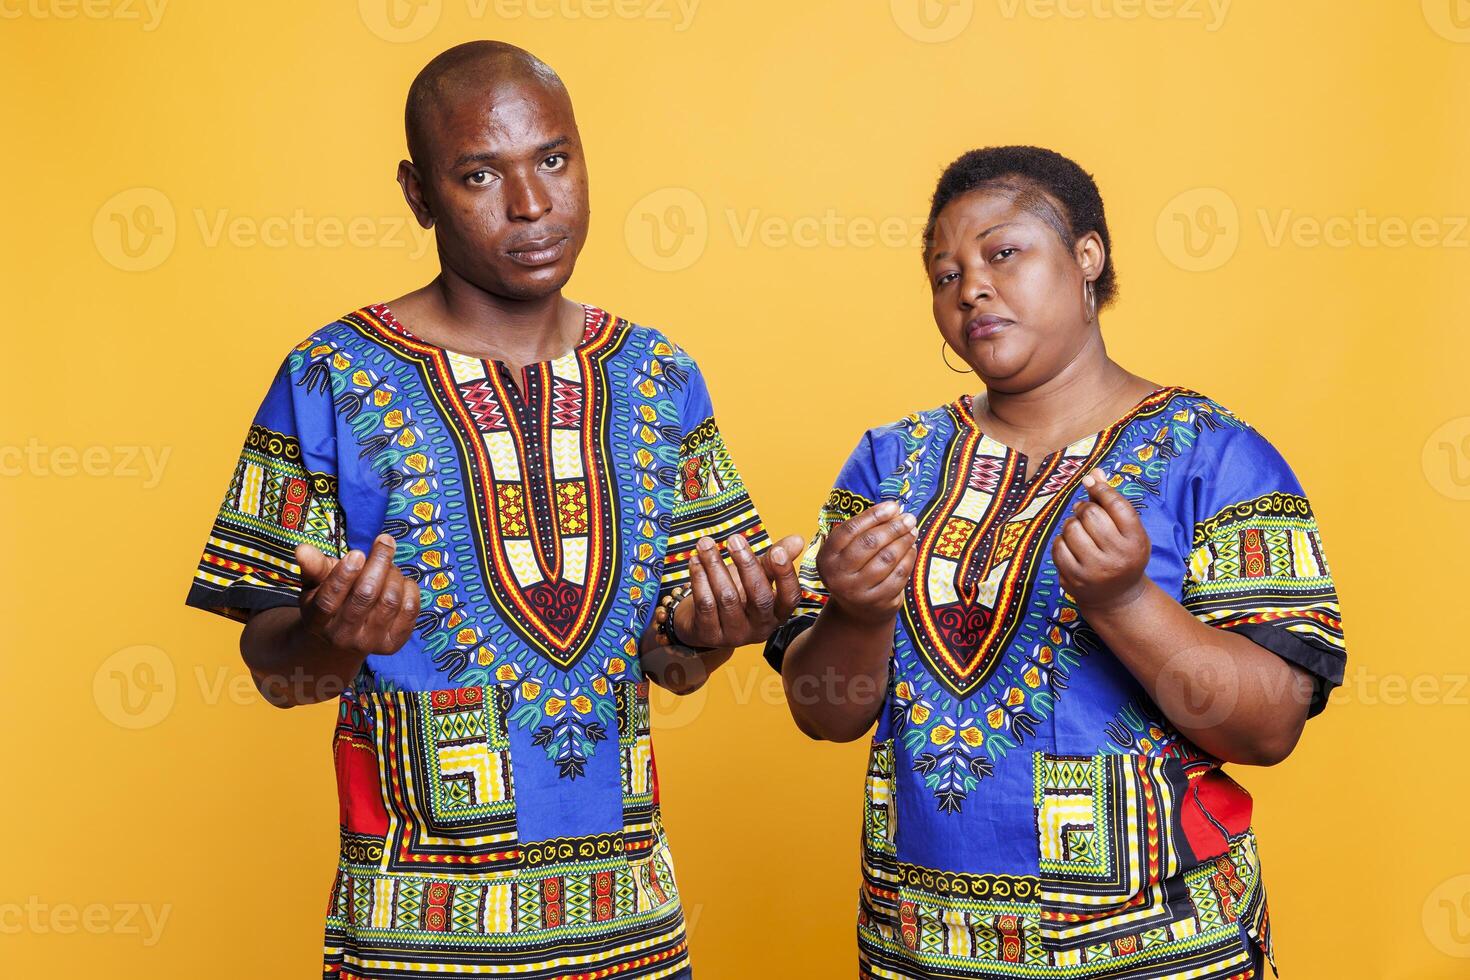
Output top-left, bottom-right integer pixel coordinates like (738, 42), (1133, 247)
(295, 533), (421, 657)
(1052, 467), (1152, 610)
(671, 531), (808, 649)
(815, 500), (919, 626)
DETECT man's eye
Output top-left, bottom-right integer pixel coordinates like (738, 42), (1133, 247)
(467, 170), (494, 186)
(543, 154), (567, 172)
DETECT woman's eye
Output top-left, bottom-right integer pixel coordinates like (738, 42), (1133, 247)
(992, 247), (1018, 261)
(934, 271), (959, 287)
(543, 154), (567, 172)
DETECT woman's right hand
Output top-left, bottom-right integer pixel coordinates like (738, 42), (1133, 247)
(295, 533), (421, 657)
(815, 500), (919, 625)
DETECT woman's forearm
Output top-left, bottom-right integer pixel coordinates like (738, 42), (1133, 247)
(779, 604), (894, 742)
(1077, 579), (1314, 765)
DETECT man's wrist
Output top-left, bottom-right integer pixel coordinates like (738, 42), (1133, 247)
(657, 589), (717, 652)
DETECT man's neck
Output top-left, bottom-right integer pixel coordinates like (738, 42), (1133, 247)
(387, 273), (583, 372)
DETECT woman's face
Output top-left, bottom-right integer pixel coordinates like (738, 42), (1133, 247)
(926, 187), (1104, 392)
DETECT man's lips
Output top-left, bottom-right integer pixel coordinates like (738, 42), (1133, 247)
(505, 236), (569, 267)
(965, 315), (1012, 341)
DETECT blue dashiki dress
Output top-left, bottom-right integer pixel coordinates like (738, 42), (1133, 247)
(764, 386), (1346, 980)
(185, 303), (769, 979)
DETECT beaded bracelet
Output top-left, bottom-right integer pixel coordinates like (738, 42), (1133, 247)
(653, 586), (715, 652)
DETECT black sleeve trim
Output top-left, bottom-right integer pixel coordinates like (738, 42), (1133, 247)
(1225, 621), (1346, 719)
(184, 581), (300, 624)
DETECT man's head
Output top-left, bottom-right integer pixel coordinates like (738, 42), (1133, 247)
(398, 41), (588, 302)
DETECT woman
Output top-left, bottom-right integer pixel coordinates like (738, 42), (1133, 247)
(765, 146), (1345, 979)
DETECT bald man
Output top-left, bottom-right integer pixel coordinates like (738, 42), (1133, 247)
(185, 41), (801, 979)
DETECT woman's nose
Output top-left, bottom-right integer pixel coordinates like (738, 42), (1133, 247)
(960, 270), (993, 307)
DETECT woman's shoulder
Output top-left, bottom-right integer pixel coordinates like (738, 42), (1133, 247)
(1155, 387), (1288, 463)
(864, 398), (969, 444)
(1152, 387), (1311, 514)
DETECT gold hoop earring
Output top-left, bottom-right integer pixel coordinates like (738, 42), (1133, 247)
(1083, 280), (1098, 323)
(940, 339), (970, 374)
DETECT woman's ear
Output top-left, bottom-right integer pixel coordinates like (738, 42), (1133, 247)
(1076, 231), (1106, 282)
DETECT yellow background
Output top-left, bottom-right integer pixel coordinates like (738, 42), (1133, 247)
(3, 1), (1468, 976)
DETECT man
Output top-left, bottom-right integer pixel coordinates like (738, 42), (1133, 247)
(185, 41), (801, 979)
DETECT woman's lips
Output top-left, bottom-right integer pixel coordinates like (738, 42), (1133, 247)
(965, 315), (1012, 341)
(505, 237), (568, 267)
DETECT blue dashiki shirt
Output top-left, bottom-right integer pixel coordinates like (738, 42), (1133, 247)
(186, 303), (766, 980)
(764, 386), (1346, 980)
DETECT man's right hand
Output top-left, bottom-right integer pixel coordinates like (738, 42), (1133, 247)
(815, 500), (918, 626)
(295, 533), (421, 657)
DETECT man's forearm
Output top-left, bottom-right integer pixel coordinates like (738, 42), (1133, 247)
(636, 610), (735, 695)
(240, 606), (369, 708)
(638, 639), (734, 695)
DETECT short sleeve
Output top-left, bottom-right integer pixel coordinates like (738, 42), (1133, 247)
(1177, 421), (1346, 717)
(657, 350), (771, 600)
(761, 429), (890, 672)
(184, 343), (346, 623)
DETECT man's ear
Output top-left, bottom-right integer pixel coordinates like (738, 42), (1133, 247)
(397, 159), (435, 229)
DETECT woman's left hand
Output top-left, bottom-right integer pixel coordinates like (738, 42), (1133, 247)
(1053, 467), (1152, 610)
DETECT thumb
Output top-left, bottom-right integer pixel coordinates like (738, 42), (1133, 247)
(295, 542), (335, 587)
(765, 534), (808, 573)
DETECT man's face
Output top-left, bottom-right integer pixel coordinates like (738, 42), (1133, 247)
(402, 77), (589, 301)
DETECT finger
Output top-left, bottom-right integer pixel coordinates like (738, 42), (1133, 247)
(844, 512), (917, 568)
(696, 537), (746, 634)
(389, 578), (422, 650)
(827, 500), (902, 550)
(862, 529), (919, 590)
(295, 542), (336, 589)
(310, 547), (365, 618)
(852, 514), (918, 581)
(1053, 536), (1082, 581)
(727, 534), (777, 627)
(1082, 468), (1144, 535)
(343, 533), (398, 624)
(1070, 499), (1126, 551)
(357, 571), (406, 652)
(864, 545), (917, 604)
(1060, 516), (1105, 565)
(758, 534), (806, 579)
(685, 547), (722, 643)
(765, 534), (806, 620)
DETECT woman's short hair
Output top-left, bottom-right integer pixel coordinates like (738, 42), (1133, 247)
(923, 145), (1117, 309)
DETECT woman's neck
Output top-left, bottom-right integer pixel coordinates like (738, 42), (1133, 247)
(974, 357), (1156, 457)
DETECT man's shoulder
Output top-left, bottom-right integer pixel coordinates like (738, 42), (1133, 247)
(593, 305), (700, 369)
(276, 304), (395, 364)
